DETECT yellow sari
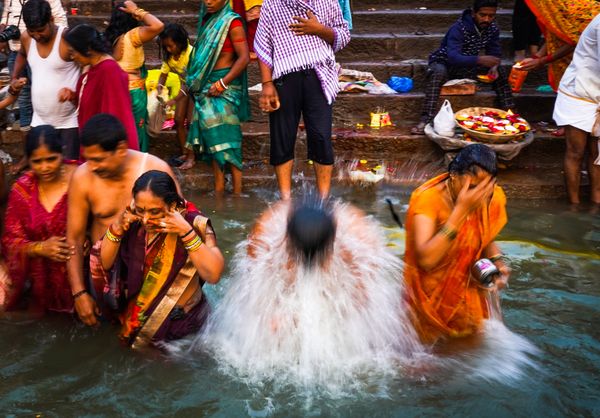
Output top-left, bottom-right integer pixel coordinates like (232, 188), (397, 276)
(525, 0), (600, 90)
(403, 173), (507, 344)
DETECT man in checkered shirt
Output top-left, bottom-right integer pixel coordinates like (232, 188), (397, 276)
(412, 0), (515, 134)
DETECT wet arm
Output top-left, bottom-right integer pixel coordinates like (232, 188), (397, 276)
(66, 170), (91, 295)
(188, 231), (224, 284)
(221, 25), (250, 86)
(100, 233), (121, 271)
(413, 207), (468, 271)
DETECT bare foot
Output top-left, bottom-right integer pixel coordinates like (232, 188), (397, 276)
(179, 159), (195, 170)
(410, 122), (426, 135)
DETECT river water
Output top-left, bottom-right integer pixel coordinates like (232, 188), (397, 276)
(1, 186), (599, 417)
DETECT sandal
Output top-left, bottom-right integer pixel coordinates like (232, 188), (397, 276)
(410, 122), (426, 135)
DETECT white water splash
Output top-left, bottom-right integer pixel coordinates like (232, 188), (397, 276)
(193, 201), (424, 394)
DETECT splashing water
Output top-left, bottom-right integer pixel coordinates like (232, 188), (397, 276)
(193, 200), (424, 395)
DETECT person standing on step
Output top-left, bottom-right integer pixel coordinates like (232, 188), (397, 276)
(105, 1), (164, 152)
(552, 13), (600, 207)
(255, 0), (350, 200)
(411, 0), (515, 135)
(1, 0), (68, 172)
(12, 0), (80, 160)
(184, 0), (250, 194)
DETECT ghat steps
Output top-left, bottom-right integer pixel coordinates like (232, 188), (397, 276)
(8, 0), (562, 198)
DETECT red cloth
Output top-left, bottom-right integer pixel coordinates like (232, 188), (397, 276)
(247, 19), (257, 52)
(1, 171), (72, 312)
(76, 60), (139, 150)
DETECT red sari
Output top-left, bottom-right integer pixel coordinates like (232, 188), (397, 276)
(76, 59), (139, 150)
(1, 171), (72, 312)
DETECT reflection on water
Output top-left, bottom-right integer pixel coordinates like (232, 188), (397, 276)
(1, 187), (599, 416)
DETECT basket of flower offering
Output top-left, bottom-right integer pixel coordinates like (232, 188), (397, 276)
(454, 107), (531, 144)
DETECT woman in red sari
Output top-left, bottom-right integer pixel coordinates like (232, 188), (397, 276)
(1, 126), (77, 313)
(60, 24), (139, 150)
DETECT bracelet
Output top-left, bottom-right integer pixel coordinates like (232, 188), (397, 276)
(261, 80), (273, 85)
(214, 81), (225, 93)
(183, 234), (203, 252)
(180, 228), (195, 239)
(489, 253), (504, 262)
(105, 227), (123, 243)
(219, 78), (229, 90)
(72, 289), (87, 300)
(132, 8), (149, 21)
(439, 224), (457, 241)
(30, 242), (44, 256)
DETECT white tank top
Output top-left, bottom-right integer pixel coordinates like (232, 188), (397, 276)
(28, 26), (80, 129)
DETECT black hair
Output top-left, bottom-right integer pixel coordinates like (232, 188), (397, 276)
(80, 114), (127, 151)
(158, 23), (189, 61)
(22, 0), (51, 29)
(287, 198), (336, 268)
(64, 24), (111, 56)
(473, 0), (498, 12)
(132, 170), (185, 207)
(25, 125), (63, 158)
(105, 2), (139, 47)
(448, 144), (498, 177)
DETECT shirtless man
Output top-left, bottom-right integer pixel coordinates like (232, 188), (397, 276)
(67, 114), (179, 326)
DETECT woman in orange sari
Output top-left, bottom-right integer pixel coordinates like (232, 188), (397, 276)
(521, 0), (600, 90)
(404, 144), (510, 345)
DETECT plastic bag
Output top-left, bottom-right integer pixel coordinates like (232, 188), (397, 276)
(147, 90), (166, 138)
(387, 76), (413, 93)
(433, 99), (456, 137)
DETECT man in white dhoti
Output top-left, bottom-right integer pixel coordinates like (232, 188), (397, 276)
(553, 14), (600, 206)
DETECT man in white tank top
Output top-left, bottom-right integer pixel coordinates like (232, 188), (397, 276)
(12, 0), (81, 159)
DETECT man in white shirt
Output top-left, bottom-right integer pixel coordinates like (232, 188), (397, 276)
(0, 0), (67, 171)
(552, 14), (600, 207)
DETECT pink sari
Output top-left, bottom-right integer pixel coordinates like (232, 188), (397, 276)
(1, 171), (72, 312)
(76, 59), (139, 150)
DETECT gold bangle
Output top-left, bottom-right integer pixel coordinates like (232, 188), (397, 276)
(132, 8), (149, 21)
(105, 228), (122, 243)
(30, 242), (44, 256)
(186, 240), (204, 252)
(439, 224), (457, 241)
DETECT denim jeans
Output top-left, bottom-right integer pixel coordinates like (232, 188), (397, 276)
(7, 50), (33, 128)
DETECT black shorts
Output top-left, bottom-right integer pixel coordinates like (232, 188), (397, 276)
(269, 69), (334, 166)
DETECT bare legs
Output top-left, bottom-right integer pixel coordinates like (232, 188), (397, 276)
(212, 160), (242, 195)
(274, 160), (332, 200)
(564, 125), (600, 204)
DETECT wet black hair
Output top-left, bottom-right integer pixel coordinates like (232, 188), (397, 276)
(287, 198), (336, 268)
(64, 24), (111, 56)
(158, 23), (189, 61)
(25, 125), (63, 158)
(80, 114), (127, 152)
(105, 2), (139, 47)
(473, 0), (498, 12)
(132, 170), (185, 207)
(448, 144), (498, 177)
(22, 0), (51, 29)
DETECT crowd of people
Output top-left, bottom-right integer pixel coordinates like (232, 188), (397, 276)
(0, 0), (596, 356)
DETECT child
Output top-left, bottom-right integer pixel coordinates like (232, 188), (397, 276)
(157, 23), (194, 168)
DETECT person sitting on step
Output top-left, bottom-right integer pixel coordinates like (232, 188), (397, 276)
(411, 0), (515, 135)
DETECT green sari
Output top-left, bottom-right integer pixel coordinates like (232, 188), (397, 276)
(186, 4), (250, 170)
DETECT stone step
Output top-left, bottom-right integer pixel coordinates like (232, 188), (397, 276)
(65, 0), (517, 15)
(351, 9), (512, 33)
(68, 9), (514, 36)
(244, 89), (556, 125)
(338, 32), (515, 61)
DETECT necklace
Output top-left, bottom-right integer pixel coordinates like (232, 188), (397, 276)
(38, 166), (67, 209)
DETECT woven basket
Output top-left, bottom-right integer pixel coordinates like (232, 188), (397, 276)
(454, 107), (530, 144)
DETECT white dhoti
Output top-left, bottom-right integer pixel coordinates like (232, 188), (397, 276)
(553, 90), (600, 165)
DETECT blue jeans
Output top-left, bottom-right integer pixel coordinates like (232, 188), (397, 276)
(7, 50), (33, 128)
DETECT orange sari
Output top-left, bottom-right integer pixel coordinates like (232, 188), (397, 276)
(525, 0), (600, 90)
(403, 173), (507, 344)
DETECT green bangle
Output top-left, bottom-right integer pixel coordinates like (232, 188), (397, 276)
(439, 224), (457, 241)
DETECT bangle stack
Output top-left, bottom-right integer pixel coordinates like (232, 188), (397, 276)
(132, 7), (149, 21)
(30, 242), (44, 255)
(181, 230), (203, 252)
(219, 78), (229, 90)
(439, 224), (457, 241)
(105, 225), (123, 243)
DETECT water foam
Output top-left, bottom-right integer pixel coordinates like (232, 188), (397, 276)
(193, 200), (424, 394)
